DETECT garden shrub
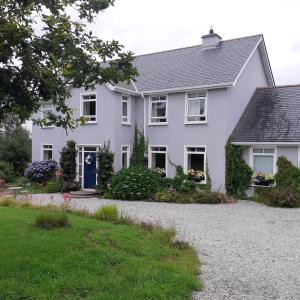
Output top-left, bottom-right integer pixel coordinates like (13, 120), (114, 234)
(266, 187), (299, 208)
(130, 125), (147, 167)
(94, 205), (119, 223)
(154, 190), (176, 202)
(34, 213), (70, 229)
(102, 191), (114, 199)
(97, 142), (114, 194)
(62, 180), (80, 192)
(24, 160), (58, 184)
(59, 140), (77, 183)
(111, 166), (160, 200)
(0, 161), (14, 182)
(45, 179), (62, 193)
(275, 156), (300, 190)
(225, 142), (253, 198)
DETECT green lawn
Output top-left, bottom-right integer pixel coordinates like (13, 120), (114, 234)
(0, 207), (200, 299)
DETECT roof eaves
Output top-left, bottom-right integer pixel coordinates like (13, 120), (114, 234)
(142, 82), (233, 95)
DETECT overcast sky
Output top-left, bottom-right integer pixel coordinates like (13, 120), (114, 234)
(87, 0), (300, 85)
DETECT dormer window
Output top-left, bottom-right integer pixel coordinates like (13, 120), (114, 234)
(185, 92), (207, 124)
(121, 95), (130, 125)
(80, 94), (97, 123)
(149, 95), (168, 125)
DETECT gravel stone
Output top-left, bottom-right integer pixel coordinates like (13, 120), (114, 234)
(28, 195), (300, 300)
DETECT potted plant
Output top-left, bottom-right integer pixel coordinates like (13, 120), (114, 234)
(186, 169), (205, 183)
(252, 172), (274, 186)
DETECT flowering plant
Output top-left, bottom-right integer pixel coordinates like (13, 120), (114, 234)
(24, 160), (58, 183)
(186, 169), (205, 182)
(0, 179), (6, 188)
(154, 167), (166, 177)
(252, 172), (274, 186)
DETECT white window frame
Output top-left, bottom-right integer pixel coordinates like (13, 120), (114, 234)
(41, 102), (54, 128)
(148, 145), (168, 176)
(184, 145), (207, 184)
(41, 144), (53, 161)
(121, 95), (131, 125)
(250, 146), (277, 175)
(148, 95), (168, 125)
(80, 93), (97, 124)
(184, 92), (207, 124)
(121, 145), (130, 169)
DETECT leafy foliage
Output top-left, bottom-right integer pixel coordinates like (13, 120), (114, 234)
(275, 156), (300, 190)
(0, 128), (31, 176)
(0, 0), (138, 129)
(45, 178), (63, 193)
(225, 142), (253, 198)
(0, 161), (14, 182)
(130, 125), (147, 167)
(111, 166), (160, 200)
(24, 160), (58, 183)
(97, 142), (114, 193)
(94, 205), (119, 223)
(34, 213), (70, 229)
(59, 140), (77, 183)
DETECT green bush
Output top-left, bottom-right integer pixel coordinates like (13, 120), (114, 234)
(154, 190), (176, 202)
(0, 161), (14, 182)
(34, 213), (70, 229)
(102, 192), (114, 199)
(130, 125), (148, 167)
(275, 156), (300, 190)
(45, 179), (62, 193)
(225, 142), (253, 198)
(97, 142), (114, 194)
(94, 205), (119, 222)
(59, 140), (77, 187)
(111, 166), (160, 200)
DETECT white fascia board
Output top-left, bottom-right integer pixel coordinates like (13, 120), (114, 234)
(232, 142), (300, 146)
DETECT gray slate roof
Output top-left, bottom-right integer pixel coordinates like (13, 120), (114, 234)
(117, 35), (263, 92)
(230, 85), (300, 143)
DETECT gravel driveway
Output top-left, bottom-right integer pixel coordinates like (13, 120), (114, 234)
(29, 196), (300, 300)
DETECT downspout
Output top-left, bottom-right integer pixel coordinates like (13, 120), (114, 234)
(142, 92), (147, 139)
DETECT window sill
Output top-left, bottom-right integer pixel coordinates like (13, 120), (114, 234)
(251, 184), (274, 188)
(122, 123), (132, 126)
(84, 122), (98, 125)
(148, 123), (168, 126)
(184, 121), (207, 125)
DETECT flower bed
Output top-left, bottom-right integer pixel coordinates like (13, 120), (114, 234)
(186, 169), (205, 183)
(252, 172), (274, 187)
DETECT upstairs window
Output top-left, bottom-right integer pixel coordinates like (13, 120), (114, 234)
(122, 95), (130, 125)
(185, 92), (207, 123)
(121, 145), (130, 169)
(41, 103), (54, 128)
(41, 144), (53, 160)
(80, 94), (97, 123)
(149, 95), (167, 125)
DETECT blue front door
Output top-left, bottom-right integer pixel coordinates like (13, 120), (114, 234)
(84, 152), (97, 189)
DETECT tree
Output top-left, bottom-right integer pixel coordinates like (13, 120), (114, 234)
(130, 125), (147, 167)
(0, 127), (31, 176)
(97, 141), (114, 194)
(59, 140), (77, 183)
(0, 0), (138, 130)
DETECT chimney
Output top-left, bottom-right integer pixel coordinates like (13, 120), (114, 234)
(201, 26), (222, 48)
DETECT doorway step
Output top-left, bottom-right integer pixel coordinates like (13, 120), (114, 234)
(70, 189), (98, 199)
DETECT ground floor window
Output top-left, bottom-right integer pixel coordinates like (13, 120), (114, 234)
(252, 147), (276, 186)
(41, 144), (53, 160)
(121, 145), (130, 169)
(149, 146), (167, 177)
(184, 146), (206, 183)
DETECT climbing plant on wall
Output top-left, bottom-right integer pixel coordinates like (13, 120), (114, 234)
(225, 142), (253, 198)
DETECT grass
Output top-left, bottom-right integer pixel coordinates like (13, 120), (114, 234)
(0, 206), (200, 299)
